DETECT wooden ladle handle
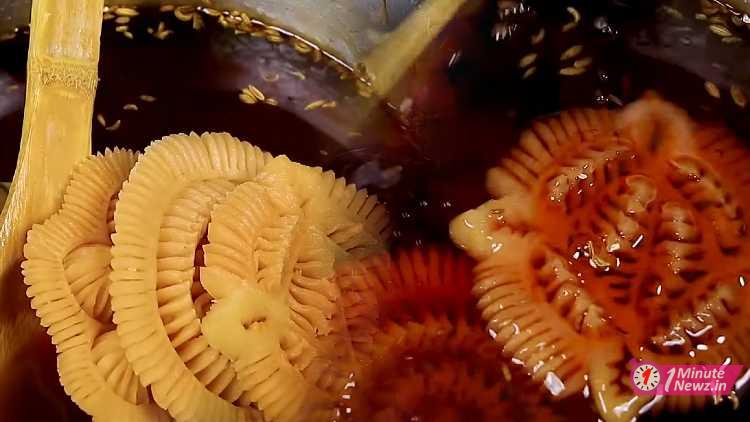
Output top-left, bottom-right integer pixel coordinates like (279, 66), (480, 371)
(0, 0), (103, 281)
(362, 0), (469, 97)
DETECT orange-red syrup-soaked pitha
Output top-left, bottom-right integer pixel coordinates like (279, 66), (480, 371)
(451, 93), (750, 421)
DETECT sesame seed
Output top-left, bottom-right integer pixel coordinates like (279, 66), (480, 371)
(560, 66), (586, 76)
(322, 100), (337, 109)
(709, 24), (732, 37)
(659, 5), (683, 19)
(293, 40), (313, 54)
(123, 31), (134, 40)
(563, 6), (580, 32)
(695, 13), (707, 21)
(519, 53), (537, 68)
(115, 16), (130, 25)
(239, 93), (257, 104)
(103, 13), (115, 21)
(159, 5), (176, 12)
(202, 7), (221, 17)
(305, 100), (327, 111)
(218, 16), (231, 28)
(246, 85), (265, 101)
(155, 30), (173, 40)
(561, 45), (583, 61)
(608, 94), (624, 106)
(139, 95), (157, 102)
(123, 104), (139, 111)
(704, 81), (721, 98)
(264, 98), (279, 106)
(731, 85), (747, 108)
(105, 120), (122, 131)
(289, 70), (306, 80)
(175, 6), (195, 22)
(96, 114), (106, 127)
(115, 7), (139, 17)
(522, 66), (537, 79)
(531, 28), (545, 45)
(264, 28), (284, 43)
(115, 25), (128, 33)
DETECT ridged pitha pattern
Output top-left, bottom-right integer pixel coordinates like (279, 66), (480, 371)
(107, 132), (390, 422)
(336, 247), (563, 422)
(450, 94), (750, 421)
(23, 149), (169, 421)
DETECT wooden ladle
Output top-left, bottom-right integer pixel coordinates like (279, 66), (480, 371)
(0, 0), (103, 397)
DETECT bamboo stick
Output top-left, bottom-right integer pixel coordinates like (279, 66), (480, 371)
(362, 0), (469, 97)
